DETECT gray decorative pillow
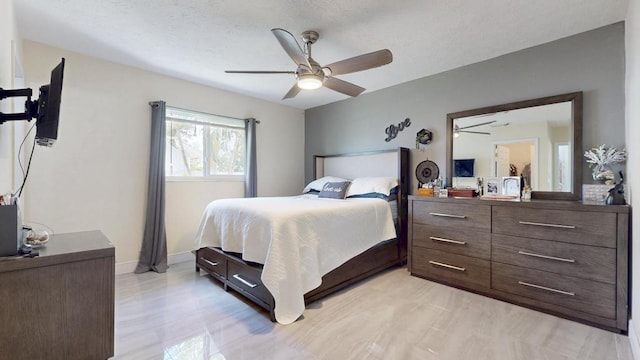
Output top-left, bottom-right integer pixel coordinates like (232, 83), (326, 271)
(318, 181), (351, 199)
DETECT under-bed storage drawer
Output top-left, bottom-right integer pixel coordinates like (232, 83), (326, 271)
(412, 247), (490, 291)
(492, 262), (616, 319)
(227, 260), (273, 308)
(411, 201), (490, 232)
(197, 247), (227, 280)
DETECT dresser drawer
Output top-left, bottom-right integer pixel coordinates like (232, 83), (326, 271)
(412, 224), (491, 260)
(227, 260), (272, 307)
(197, 247), (227, 280)
(492, 234), (616, 284)
(412, 247), (490, 290)
(411, 201), (490, 232)
(492, 262), (615, 319)
(492, 206), (617, 247)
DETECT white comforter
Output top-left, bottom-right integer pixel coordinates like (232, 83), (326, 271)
(194, 194), (397, 324)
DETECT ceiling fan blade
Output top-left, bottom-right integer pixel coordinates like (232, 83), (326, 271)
(282, 83), (301, 100)
(460, 130), (491, 135)
(323, 49), (392, 76)
(459, 120), (496, 130)
(271, 28), (312, 69)
(324, 77), (365, 97)
(225, 70), (296, 74)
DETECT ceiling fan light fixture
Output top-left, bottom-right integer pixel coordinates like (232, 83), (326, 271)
(228, 29), (392, 99)
(297, 74), (323, 90)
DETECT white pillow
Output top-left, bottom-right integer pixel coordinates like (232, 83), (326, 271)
(303, 176), (350, 193)
(346, 177), (399, 197)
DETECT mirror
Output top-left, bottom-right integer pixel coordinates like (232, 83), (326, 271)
(446, 92), (583, 200)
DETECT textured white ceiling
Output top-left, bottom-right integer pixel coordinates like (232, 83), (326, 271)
(14, 0), (628, 110)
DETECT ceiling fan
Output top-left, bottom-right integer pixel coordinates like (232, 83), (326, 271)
(225, 28), (393, 100)
(453, 120), (496, 137)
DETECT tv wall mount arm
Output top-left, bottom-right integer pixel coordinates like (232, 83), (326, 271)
(0, 87), (40, 124)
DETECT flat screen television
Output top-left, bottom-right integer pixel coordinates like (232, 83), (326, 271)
(35, 58), (65, 147)
(454, 158), (475, 177)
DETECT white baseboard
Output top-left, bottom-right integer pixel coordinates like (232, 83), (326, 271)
(168, 251), (195, 266)
(629, 319), (640, 360)
(115, 251), (195, 275)
(115, 261), (137, 275)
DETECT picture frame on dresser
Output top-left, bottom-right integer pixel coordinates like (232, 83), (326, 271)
(501, 176), (521, 197)
(484, 177), (501, 196)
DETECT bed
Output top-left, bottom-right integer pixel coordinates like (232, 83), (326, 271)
(194, 147), (409, 324)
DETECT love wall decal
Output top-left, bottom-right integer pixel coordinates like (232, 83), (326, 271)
(384, 117), (411, 142)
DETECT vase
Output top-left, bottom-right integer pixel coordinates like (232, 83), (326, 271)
(592, 164), (615, 184)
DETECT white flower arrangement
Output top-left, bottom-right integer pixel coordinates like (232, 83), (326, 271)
(584, 144), (627, 168)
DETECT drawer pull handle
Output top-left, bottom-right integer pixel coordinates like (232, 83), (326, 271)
(518, 221), (576, 229)
(233, 274), (258, 288)
(518, 281), (575, 296)
(430, 236), (467, 245)
(429, 212), (467, 219)
(201, 258), (218, 267)
(428, 260), (466, 272)
(518, 250), (575, 263)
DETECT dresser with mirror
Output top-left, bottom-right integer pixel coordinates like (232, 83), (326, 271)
(409, 92), (630, 332)
(445, 92), (583, 200)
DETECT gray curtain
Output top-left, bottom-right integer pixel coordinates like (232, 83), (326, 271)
(135, 101), (168, 273)
(245, 118), (258, 197)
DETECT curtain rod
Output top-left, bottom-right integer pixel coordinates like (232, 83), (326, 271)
(166, 105), (260, 124)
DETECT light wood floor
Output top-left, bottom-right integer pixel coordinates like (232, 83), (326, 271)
(113, 261), (633, 360)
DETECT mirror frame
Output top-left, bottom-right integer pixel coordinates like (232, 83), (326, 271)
(446, 92), (583, 201)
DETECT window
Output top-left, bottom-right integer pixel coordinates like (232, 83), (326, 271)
(165, 107), (245, 179)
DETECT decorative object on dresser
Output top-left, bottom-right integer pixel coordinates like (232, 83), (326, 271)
(447, 188), (477, 198)
(584, 144), (627, 184)
(408, 196), (629, 332)
(582, 184), (611, 203)
(196, 148), (409, 324)
(417, 188), (434, 197)
(0, 231), (115, 359)
(415, 160), (439, 188)
(501, 176), (521, 197)
(483, 177), (501, 197)
(605, 172), (626, 205)
(480, 176), (522, 200)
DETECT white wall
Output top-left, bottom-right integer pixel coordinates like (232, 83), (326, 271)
(165, 181), (243, 257)
(0, 0), (20, 193)
(21, 41), (305, 267)
(625, 0), (640, 355)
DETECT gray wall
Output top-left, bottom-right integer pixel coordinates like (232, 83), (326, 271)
(305, 22), (625, 191)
